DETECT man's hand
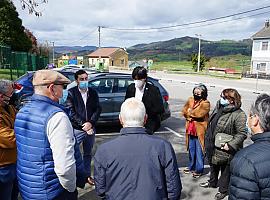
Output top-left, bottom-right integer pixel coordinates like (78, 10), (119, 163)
(82, 122), (92, 132)
(221, 143), (229, 151)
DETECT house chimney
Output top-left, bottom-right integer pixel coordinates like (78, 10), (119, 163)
(265, 20), (270, 28)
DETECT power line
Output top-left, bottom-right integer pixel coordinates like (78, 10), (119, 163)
(150, 10), (270, 33)
(104, 5), (270, 31)
(62, 28), (97, 45)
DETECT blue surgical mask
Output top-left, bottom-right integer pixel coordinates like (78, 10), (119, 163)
(59, 89), (68, 105)
(79, 81), (88, 89)
(246, 121), (252, 136)
(220, 98), (230, 106)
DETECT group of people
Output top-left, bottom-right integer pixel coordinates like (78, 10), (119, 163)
(1, 65), (270, 200)
(182, 84), (270, 200)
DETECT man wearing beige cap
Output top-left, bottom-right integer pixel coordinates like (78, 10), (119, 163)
(14, 70), (80, 200)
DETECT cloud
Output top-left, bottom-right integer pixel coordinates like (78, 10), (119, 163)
(13, 0), (270, 47)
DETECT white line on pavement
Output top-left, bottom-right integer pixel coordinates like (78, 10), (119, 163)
(96, 133), (120, 136)
(164, 127), (184, 138)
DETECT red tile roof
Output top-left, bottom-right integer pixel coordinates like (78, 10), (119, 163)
(87, 48), (120, 57)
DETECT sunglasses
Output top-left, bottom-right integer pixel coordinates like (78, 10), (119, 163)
(47, 84), (67, 89)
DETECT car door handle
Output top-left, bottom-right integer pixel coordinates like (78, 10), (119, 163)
(104, 98), (110, 101)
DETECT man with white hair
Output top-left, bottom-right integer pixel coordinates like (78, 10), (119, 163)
(229, 94), (270, 200)
(94, 97), (182, 200)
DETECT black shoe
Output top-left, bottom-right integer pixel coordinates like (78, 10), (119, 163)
(214, 192), (228, 200)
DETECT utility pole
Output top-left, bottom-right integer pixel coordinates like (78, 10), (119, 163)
(51, 41), (55, 66)
(98, 26), (100, 48)
(195, 34), (201, 72)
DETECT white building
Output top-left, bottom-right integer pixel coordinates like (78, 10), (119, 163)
(87, 47), (128, 68)
(251, 20), (270, 74)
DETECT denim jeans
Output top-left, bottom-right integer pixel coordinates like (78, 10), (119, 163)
(74, 129), (95, 177)
(188, 135), (204, 174)
(0, 164), (16, 200)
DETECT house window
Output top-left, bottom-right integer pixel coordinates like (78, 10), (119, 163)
(103, 59), (105, 63)
(121, 59), (124, 65)
(257, 63), (266, 71)
(253, 41), (260, 51)
(262, 42), (268, 51)
(92, 59), (94, 64)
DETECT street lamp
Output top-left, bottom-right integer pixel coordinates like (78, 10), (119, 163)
(195, 34), (201, 72)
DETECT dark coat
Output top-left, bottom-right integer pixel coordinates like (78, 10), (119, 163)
(205, 102), (247, 164)
(125, 83), (164, 133)
(94, 127), (182, 200)
(66, 86), (101, 130)
(230, 132), (270, 200)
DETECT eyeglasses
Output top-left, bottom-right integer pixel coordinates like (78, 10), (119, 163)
(47, 84), (67, 89)
(249, 114), (256, 119)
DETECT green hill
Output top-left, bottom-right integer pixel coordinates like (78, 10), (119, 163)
(127, 36), (252, 61)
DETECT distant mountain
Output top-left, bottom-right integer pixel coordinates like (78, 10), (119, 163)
(55, 46), (97, 54)
(127, 36), (252, 61)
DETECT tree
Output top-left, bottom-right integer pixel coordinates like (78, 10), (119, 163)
(25, 29), (38, 54)
(0, 0), (32, 51)
(19, 0), (48, 17)
(191, 53), (209, 72)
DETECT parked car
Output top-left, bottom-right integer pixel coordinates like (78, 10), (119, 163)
(13, 70), (171, 126)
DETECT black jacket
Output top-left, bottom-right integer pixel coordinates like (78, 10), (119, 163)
(125, 82), (164, 133)
(94, 127), (182, 200)
(66, 86), (101, 130)
(229, 132), (270, 200)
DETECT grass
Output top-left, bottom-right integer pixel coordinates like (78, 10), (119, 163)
(0, 69), (25, 80)
(150, 61), (193, 71)
(206, 54), (251, 72)
(150, 55), (251, 74)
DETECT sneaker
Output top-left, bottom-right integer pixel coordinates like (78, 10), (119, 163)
(192, 173), (202, 179)
(183, 167), (190, 174)
(87, 177), (95, 186)
(214, 192), (228, 200)
(199, 181), (210, 188)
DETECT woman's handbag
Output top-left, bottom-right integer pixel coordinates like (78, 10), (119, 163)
(211, 148), (231, 165)
(214, 132), (233, 148)
(212, 114), (234, 165)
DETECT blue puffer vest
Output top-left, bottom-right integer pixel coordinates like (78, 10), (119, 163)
(15, 94), (71, 199)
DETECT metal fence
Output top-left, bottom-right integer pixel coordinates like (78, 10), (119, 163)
(0, 45), (49, 80)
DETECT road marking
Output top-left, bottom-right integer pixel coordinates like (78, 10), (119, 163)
(96, 133), (120, 136)
(164, 127), (184, 138)
(96, 128), (184, 137)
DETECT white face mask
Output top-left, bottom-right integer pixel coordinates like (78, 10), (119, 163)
(134, 80), (145, 88)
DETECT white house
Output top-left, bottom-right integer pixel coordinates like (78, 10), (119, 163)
(251, 20), (270, 74)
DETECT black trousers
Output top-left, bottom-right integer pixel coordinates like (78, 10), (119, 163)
(145, 117), (161, 134)
(209, 163), (230, 193)
(54, 189), (78, 200)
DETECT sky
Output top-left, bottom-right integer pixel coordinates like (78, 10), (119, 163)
(14, 0), (270, 48)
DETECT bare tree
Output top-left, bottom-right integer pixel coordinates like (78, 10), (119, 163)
(18, 0), (48, 16)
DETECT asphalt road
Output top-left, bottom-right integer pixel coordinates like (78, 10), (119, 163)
(77, 71), (269, 199)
